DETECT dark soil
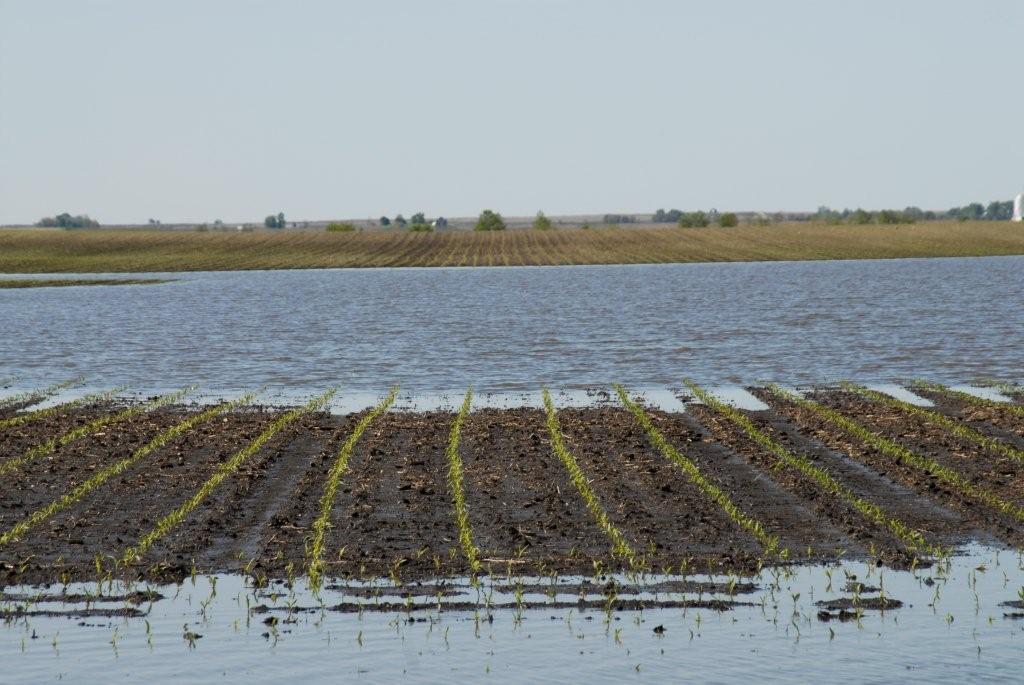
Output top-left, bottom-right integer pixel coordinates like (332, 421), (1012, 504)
(0, 395), (1013, 588)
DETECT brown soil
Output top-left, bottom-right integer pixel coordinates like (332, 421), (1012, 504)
(0, 395), (1015, 587)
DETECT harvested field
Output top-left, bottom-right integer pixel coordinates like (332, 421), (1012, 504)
(1, 221), (1022, 272)
(2, 386), (1024, 587)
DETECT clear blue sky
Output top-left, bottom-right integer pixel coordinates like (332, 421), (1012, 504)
(1, 0), (1022, 224)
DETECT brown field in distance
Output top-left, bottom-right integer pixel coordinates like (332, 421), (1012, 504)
(0, 221), (1021, 273)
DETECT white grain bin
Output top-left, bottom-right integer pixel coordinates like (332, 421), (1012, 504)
(1014, 193), (1023, 222)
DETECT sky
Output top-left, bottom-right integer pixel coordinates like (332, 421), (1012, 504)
(1, 0), (1022, 225)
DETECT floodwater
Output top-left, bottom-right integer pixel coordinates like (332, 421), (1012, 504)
(3, 546), (1023, 683)
(1, 256), (1022, 395)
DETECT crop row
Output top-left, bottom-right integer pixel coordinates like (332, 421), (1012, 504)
(0, 385), (125, 431)
(123, 389), (336, 566)
(912, 380), (1024, 420)
(842, 382), (1024, 464)
(768, 385), (1024, 524)
(0, 387), (192, 476)
(688, 382), (938, 557)
(614, 384), (782, 558)
(541, 389), (639, 567)
(444, 388), (482, 574)
(307, 388), (397, 589)
(0, 377), (83, 413)
(0, 393), (257, 547)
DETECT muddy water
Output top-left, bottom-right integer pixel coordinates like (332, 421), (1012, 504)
(1, 256), (1022, 394)
(3, 546), (1023, 683)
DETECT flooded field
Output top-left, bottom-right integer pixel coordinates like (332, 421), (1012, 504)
(1, 256), (1023, 394)
(2, 257), (1024, 680)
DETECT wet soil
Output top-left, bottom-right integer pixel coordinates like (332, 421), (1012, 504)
(0, 397), (1014, 588)
(754, 388), (1024, 548)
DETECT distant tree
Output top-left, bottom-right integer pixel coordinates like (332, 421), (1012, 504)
(326, 222), (357, 232)
(410, 212), (426, 225)
(36, 213), (100, 229)
(717, 212), (739, 228)
(394, 214), (407, 227)
(148, 218), (160, 226)
(408, 223), (432, 232)
(850, 209), (873, 225)
(379, 216), (391, 226)
(474, 209), (506, 231)
(876, 209), (910, 225)
(265, 214), (286, 229)
(653, 209), (683, 223)
(434, 216), (448, 229)
(985, 200), (1013, 221)
(677, 211), (708, 228)
(902, 206), (925, 222)
(533, 211), (553, 230)
(213, 219), (224, 228)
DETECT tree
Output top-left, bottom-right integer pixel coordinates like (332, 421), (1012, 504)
(474, 209), (506, 231)
(36, 213), (100, 228)
(653, 208), (683, 223)
(379, 216), (391, 226)
(264, 215), (278, 228)
(850, 209), (872, 225)
(394, 214), (407, 227)
(717, 212), (738, 227)
(277, 212), (286, 228)
(677, 211), (708, 228)
(434, 216), (448, 229)
(410, 212), (426, 225)
(533, 211), (553, 230)
(326, 222), (357, 232)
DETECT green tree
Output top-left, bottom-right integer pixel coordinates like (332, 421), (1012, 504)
(394, 214), (407, 227)
(474, 209), (506, 231)
(678, 211), (708, 228)
(718, 212), (738, 227)
(849, 209), (872, 225)
(326, 222), (357, 232)
(410, 212), (426, 225)
(533, 211), (553, 230)
(379, 216), (391, 226)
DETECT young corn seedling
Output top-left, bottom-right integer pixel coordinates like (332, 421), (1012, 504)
(123, 388), (336, 565)
(0, 392), (258, 547)
(913, 379), (1024, 419)
(768, 384), (1024, 524)
(0, 386), (193, 476)
(614, 383), (781, 558)
(687, 381), (939, 557)
(843, 382), (1024, 463)
(541, 388), (638, 568)
(444, 388), (482, 574)
(306, 387), (398, 590)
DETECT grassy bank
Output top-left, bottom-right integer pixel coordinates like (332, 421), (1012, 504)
(0, 221), (1021, 272)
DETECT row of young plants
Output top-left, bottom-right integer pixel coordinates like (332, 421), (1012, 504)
(686, 381), (939, 557)
(541, 388), (639, 568)
(0, 385), (124, 431)
(444, 388), (482, 574)
(0, 377), (82, 413)
(0, 393), (258, 547)
(911, 379), (1024, 419)
(767, 384), (1024, 524)
(0, 387), (192, 476)
(307, 388), (398, 589)
(842, 382), (1024, 464)
(613, 384), (782, 559)
(122, 389), (336, 566)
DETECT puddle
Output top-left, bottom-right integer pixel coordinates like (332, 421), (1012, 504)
(681, 386), (769, 411)
(2, 545), (1022, 681)
(949, 385), (1015, 404)
(866, 384), (934, 407)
